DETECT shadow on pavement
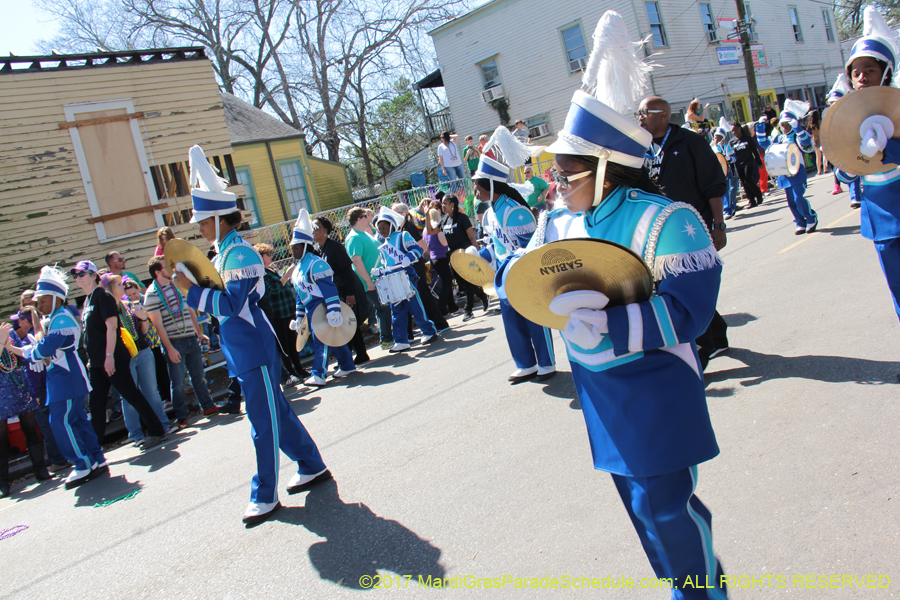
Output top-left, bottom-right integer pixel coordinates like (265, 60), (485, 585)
(722, 312), (758, 328)
(275, 479), (446, 589)
(73, 473), (143, 508)
(338, 370), (411, 389)
(413, 335), (486, 359)
(725, 219), (778, 233)
(824, 224), (861, 237)
(440, 326), (494, 340)
(704, 348), (900, 386)
(287, 395), (322, 416)
(705, 387), (735, 397)
(127, 442), (183, 472)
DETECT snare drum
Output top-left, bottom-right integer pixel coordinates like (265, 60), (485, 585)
(765, 143), (803, 177)
(375, 270), (415, 305)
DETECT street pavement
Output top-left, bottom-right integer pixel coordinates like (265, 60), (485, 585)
(1, 173), (898, 599)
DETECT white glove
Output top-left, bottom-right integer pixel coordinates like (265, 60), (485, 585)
(758, 116), (768, 124)
(175, 262), (198, 285)
(859, 115), (894, 158)
(289, 318), (302, 331)
(549, 290), (610, 315)
(29, 360), (46, 373)
(326, 311), (343, 327)
(465, 246), (479, 256)
(789, 119), (800, 131)
(401, 256), (411, 268)
(371, 267), (385, 278)
(563, 309), (609, 349)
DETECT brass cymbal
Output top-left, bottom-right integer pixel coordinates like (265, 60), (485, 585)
(821, 86), (900, 176)
(295, 315), (310, 352)
(449, 249), (495, 287)
(504, 239), (653, 330)
(483, 283), (498, 297)
(310, 301), (357, 347)
(716, 153), (728, 176)
(163, 238), (224, 295)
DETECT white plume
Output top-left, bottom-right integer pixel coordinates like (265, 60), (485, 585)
(581, 11), (653, 113)
(783, 98), (810, 119)
(829, 73), (852, 97)
(509, 180), (534, 200)
(38, 265), (68, 296)
(188, 145), (229, 193)
(481, 125), (531, 169)
(863, 5), (900, 59)
(718, 116), (733, 131)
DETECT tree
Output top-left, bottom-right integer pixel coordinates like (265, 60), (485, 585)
(834, 1), (900, 40)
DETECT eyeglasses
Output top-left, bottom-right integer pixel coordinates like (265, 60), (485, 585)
(550, 170), (593, 189)
(73, 271), (90, 279)
(635, 109), (666, 117)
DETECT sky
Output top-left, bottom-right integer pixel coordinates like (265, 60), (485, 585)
(2, 0), (61, 56)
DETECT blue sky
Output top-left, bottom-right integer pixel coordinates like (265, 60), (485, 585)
(2, 0), (60, 55)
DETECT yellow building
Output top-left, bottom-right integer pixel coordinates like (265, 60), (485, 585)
(221, 93), (352, 226)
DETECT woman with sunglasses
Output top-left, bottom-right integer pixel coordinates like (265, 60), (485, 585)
(71, 261), (168, 449)
(516, 11), (730, 595)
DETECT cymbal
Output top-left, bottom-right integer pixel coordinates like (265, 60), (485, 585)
(449, 249), (495, 287)
(310, 301), (357, 347)
(504, 239), (653, 330)
(294, 315), (310, 352)
(164, 239), (224, 295)
(483, 283), (498, 297)
(821, 86), (900, 176)
(716, 153), (728, 176)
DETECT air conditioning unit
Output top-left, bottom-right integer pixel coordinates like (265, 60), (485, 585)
(529, 123), (551, 139)
(747, 31), (759, 42)
(481, 85), (505, 103)
(569, 56), (588, 72)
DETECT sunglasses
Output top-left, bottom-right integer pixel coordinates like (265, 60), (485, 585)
(550, 170), (592, 189)
(73, 271), (91, 279)
(635, 109), (666, 117)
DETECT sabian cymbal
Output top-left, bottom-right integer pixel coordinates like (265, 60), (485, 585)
(504, 239), (653, 330)
(310, 301), (357, 347)
(821, 86), (900, 176)
(295, 315), (310, 352)
(449, 249), (495, 287)
(164, 238), (224, 295)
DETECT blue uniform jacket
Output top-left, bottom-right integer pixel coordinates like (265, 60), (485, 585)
(186, 230), (278, 376)
(375, 230), (422, 281)
(292, 252), (342, 318)
(755, 122), (771, 151)
(771, 128), (813, 189)
(859, 139), (900, 242)
(24, 306), (91, 404)
(546, 187), (722, 477)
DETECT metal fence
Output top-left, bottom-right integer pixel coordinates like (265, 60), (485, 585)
(241, 177), (474, 274)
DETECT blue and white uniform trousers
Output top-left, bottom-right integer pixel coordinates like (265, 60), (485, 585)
(307, 298), (355, 379)
(390, 286), (436, 345)
(49, 398), (104, 472)
(499, 299), (555, 370)
(238, 360), (327, 505)
(772, 130), (817, 228)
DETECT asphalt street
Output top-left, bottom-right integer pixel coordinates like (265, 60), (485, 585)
(1, 173), (898, 599)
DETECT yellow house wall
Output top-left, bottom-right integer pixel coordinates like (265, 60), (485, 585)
(307, 156), (352, 211)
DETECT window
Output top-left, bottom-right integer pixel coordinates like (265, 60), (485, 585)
(700, 4), (718, 43)
(560, 23), (589, 72)
(823, 10), (835, 42)
(235, 169), (259, 227)
(789, 7), (803, 42)
(645, 2), (668, 47)
(480, 59), (501, 90)
(278, 161), (310, 216)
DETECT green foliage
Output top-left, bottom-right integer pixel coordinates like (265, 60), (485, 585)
(490, 97), (511, 125)
(835, 1), (900, 41)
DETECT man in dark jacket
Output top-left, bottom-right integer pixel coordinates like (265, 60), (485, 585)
(639, 96), (730, 369)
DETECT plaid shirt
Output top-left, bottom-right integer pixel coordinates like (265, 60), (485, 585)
(257, 267), (295, 320)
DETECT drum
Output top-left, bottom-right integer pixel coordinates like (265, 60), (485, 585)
(765, 143), (803, 177)
(374, 270), (415, 305)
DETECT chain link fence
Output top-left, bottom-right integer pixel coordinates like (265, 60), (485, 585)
(241, 177), (474, 274)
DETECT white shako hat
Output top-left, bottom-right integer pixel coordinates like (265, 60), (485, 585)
(545, 11), (654, 207)
(826, 73), (853, 105)
(374, 206), (404, 232)
(779, 98), (810, 124)
(188, 145), (238, 224)
(291, 208), (315, 246)
(34, 265), (69, 301)
(845, 6), (900, 87)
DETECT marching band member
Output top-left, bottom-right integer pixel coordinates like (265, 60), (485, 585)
(532, 11), (730, 597)
(754, 116), (772, 197)
(18, 266), (106, 490)
(371, 206), (438, 353)
(711, 124), (738, 218)
(174, 145), (330, 526)
(476, 126), (556, 383)
(843, 6), (900, 322)
(770, 99), (818, 234)
(289, 209), (356, 387)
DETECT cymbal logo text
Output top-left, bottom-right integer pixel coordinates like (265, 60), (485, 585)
(540, 249), (583, 275)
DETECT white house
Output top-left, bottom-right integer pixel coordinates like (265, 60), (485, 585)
(429, 0), (845, 141)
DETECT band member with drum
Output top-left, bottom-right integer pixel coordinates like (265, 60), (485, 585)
(531, 11), (730, 596)
(842, 6), (900, 322)
(174, 145), (330, 526)
(290, 209), (356, 387)
(476, 126), (556, 382)
(770, 99), (818, 235)
(754, 116), (772, 197)
(371, 206), (438, 353)
(730, 122), (764, 209)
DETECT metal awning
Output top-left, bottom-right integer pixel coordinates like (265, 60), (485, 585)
(414, 69), (444, 90)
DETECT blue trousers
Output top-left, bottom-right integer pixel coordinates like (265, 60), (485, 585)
(49, 398), (105, 472)
(784, 185), (817, 228)
(849, 178), (862, 204)
(875, 237), (900, 322)
(723, 173), (738, 217)
(390, 288), (436, 345)
(237, 361), (327, 504)
(499, 299), (555, 369)
(612, 467), (728, 600)
(309, 319), (355, 379)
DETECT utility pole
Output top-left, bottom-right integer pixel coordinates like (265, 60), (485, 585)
(734, 0), (761, 119)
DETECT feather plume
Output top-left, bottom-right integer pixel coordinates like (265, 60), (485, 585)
(827, 73), (852, 100)
(581, 11), (653, 113)
(863, 5), (900, 60)
(509, 181), (534, 200)
(718, 116), (732, 131)
(782, 98), (810, 119)
(188, 145), (229, 193)
(481, 125), (531, 169)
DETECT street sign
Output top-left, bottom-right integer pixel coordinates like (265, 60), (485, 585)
(717, 46), (741, 65)
(750, 44), (767, 67)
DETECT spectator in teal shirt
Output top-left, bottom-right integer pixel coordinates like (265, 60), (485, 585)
(524, 166), (550, 211)
(344, 206), (393, 347)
